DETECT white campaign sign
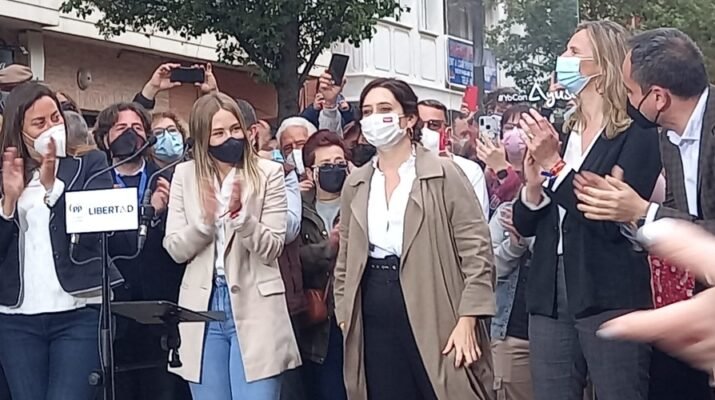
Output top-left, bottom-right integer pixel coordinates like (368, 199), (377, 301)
(65, 187), (139, 234)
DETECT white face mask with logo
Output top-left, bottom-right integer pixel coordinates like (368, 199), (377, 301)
(360, 112), (406, 150)
(421, 127), (440, 153)
(32, 124), (67, 158)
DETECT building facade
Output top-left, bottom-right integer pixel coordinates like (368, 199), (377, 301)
(1, 0), (505, 121)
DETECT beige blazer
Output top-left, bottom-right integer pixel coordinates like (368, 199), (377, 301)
(163, 158), (301, 383)
(334, 146), (496, 399)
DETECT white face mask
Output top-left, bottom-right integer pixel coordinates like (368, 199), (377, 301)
(360, 112), (405, 149)
(288, 149), (305, 175)
(421, 127), (440, 153)
(33, 124), (67, 158)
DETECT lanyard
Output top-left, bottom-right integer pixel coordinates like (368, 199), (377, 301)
(114, 167), (148, 204)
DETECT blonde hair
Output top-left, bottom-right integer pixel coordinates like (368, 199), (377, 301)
(189, 92), (261, 196)
(564, 20), (632, 139)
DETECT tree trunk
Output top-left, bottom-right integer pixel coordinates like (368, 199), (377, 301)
(276, 17), (301, 122)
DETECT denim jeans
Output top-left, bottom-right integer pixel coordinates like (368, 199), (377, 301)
(0, 307), (100, 400)
(190, 277), (283, 400)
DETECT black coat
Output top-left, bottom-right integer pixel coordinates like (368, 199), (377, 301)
(107, 160), (185, 304)
(513, 123), (662, 318)
(0, 150), (123, 307)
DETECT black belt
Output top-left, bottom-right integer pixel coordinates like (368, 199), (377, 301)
(366, 256), (400, 271)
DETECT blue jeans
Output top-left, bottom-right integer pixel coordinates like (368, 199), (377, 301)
(0, 307), (100, 400)
(190, 277), (283, 400)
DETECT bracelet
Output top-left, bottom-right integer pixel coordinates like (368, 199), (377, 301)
(229, 209), (241, 219)
(549, 160), (566, 176)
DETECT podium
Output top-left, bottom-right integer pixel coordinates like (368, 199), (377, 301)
(88, 301), (224, 385)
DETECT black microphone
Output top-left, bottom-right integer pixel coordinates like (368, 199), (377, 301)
(136, 138), (194, 252)
(70, 136), (158, 252)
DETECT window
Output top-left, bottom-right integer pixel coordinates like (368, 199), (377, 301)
(420, 0), (442, 33)
(446, 0), (474, 41)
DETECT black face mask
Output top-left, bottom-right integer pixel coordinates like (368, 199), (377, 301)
(110, 128), (143, 159)
(317, 164), (348, 194)
(351, 143), (376, 167)
(627, 90), (661, 129)
(209, 137), (246, 165)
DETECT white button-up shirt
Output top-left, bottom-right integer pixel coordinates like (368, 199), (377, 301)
(367, 154), (416, 258)
(0, 170), (93, 314)
(451, 155), (490, 221)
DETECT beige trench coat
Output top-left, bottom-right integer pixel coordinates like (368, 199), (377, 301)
(334, 146), (496, 400)
(163, 158), (301, 383)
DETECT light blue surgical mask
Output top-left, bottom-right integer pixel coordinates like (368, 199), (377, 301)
(154, 128), (184, 161)
(556, 56), (599, 95)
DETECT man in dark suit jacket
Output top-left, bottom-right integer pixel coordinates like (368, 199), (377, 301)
(575, 28), (714, 400)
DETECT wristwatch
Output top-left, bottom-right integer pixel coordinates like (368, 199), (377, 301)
(496, 168), (509, 180)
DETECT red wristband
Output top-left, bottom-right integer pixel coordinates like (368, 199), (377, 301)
(229, 208), (241, 219)
(549, 160), (566, 177)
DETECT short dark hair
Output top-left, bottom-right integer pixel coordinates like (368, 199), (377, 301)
(628, 28), (708, 99)
(235, 98), (258, 127)
(94, 102), (151, 152)
(417, 99), (448, 120)
(500, 104), (531, 131)
(359, 78), (422, 142)
(302, 129), (347, 168)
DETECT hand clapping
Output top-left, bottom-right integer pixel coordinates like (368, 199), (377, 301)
(150, 177), (170, 213)
(519, 109), (562, 171)
(2, 148), (24, 215)
(39, 138), (57, 191)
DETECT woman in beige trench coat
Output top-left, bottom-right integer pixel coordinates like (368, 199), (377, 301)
(334, 78), (496, 400)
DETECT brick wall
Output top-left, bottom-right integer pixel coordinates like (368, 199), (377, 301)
(43, 34), (278, 120)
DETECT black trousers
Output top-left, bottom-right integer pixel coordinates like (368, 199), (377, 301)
(648, 348), (713, 400)
(361, 256), (437, 400)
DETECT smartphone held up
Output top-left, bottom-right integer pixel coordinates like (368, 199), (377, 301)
(169, 66), (205, 84)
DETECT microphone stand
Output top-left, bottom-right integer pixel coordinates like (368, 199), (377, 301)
(69, 138), (156, 400)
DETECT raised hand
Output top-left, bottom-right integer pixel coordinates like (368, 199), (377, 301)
(39, 138), (57, 191)
(227, 178), (242, 214)
(196, 63), (218, 94)
(142, 63), (182, 99)
(520, 109), (561, 171)
(319, 70), (346, 108)
(299, 179), (314, 193)
(201, 180), (218, 226)
(2, 148), (24, 215)
(476, 135), (508, 172)
(150, 177), (170, 213)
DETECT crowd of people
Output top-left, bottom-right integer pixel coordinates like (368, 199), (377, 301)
(0, 20), (715, 400)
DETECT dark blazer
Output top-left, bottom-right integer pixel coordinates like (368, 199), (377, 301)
(513, 122), (662, 318)
(0, 150), (123, 307)
(108, 160), (184, 304)
(655, 85), (715, 232)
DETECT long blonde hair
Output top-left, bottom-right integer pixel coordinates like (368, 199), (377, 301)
(189, 92), (262, 195)
(564, 21), (632, 139)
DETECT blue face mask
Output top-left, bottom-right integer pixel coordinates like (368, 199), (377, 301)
(556, 56), (597, 95)
(154, 129), (184, 161)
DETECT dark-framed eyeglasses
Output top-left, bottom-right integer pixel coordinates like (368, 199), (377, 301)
(424, 119), (446, 131)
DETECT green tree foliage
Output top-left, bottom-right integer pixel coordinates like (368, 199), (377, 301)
(60, 0), (404, 120)
(488, 0), (715, 91)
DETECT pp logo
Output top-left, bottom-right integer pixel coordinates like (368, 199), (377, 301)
(69, 204), (83, 213)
